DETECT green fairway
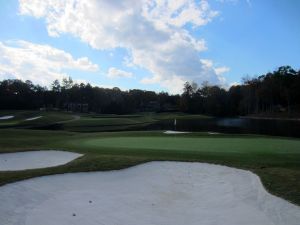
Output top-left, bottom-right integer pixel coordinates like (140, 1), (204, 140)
(82, 136), (300, 155)
(0, 128), (299, 205)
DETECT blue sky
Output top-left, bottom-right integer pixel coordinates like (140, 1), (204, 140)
(0, 0), (299, 94)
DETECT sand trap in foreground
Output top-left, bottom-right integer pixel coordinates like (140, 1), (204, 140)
(0, 115), (14, 120)
(25, 116), (43, 121)
(164, 130), (189, 134)
(0, 150), (82, 171)
(0, 162), (299, 225)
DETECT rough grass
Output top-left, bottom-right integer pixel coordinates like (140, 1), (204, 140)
(0, 129), (299, 206)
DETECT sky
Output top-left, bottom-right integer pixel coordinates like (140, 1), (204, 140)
(0, 0), (299, 94)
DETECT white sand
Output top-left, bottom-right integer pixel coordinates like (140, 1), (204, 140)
(0, 150), (82, 171)
(208, 132), (220, 135)
(164, 130), (189, 134)
(0, 115), (14, 120)
(0, 161), (299, 225)
(25, 116), (43, 121)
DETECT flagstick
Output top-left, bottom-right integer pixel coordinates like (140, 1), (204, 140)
(174, 118), (177, 131)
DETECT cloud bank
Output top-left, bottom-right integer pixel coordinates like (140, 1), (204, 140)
(0, 40), (98, 86)
(107, 67), (133, 79)
(19, 0), (229, 93)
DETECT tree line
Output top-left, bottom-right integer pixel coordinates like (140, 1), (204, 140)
(1, 66), (299, 116)
(181, 66), (300, 116)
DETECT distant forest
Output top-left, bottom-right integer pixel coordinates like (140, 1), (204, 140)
(1, 66), (300, 117)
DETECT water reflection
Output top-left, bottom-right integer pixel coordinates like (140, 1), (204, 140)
(217, 118), (246, 127)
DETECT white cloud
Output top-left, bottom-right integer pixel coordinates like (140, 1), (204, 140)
(214, 66), (230, 75)
(142, 0), (219, 28)
(200, 59), (213, 68)
(230, 81), (240, 86)
(200, 59), (230, 76)
(107, 67), (133, 79)
(19, 0), (226, 93)
(0, 40), (98, 86)
(200, 58), (229, 86)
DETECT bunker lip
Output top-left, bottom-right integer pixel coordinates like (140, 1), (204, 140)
(0, 150), (82, 171)
(164, 130), (190, 134)
(0, 161), (299, 225)
(208, 131), (221, 135)
(25, 116), (43, 121)
(0, 115), (14, 120)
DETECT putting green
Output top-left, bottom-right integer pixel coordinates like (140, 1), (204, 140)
(81, 136), (300, 154)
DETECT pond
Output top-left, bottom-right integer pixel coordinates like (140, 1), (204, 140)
(145, 117), (300, 138)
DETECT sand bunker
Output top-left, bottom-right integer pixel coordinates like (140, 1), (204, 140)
(0, 115), (14, 120)
(164, 130), (189, 134)
(0, 150), (82, 171)
(25, 116), (43, 121)
(0, 162), (299, 225)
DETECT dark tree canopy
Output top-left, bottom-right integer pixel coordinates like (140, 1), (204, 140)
(1, 66), (300, 116)
(179, 66), (300, 116)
